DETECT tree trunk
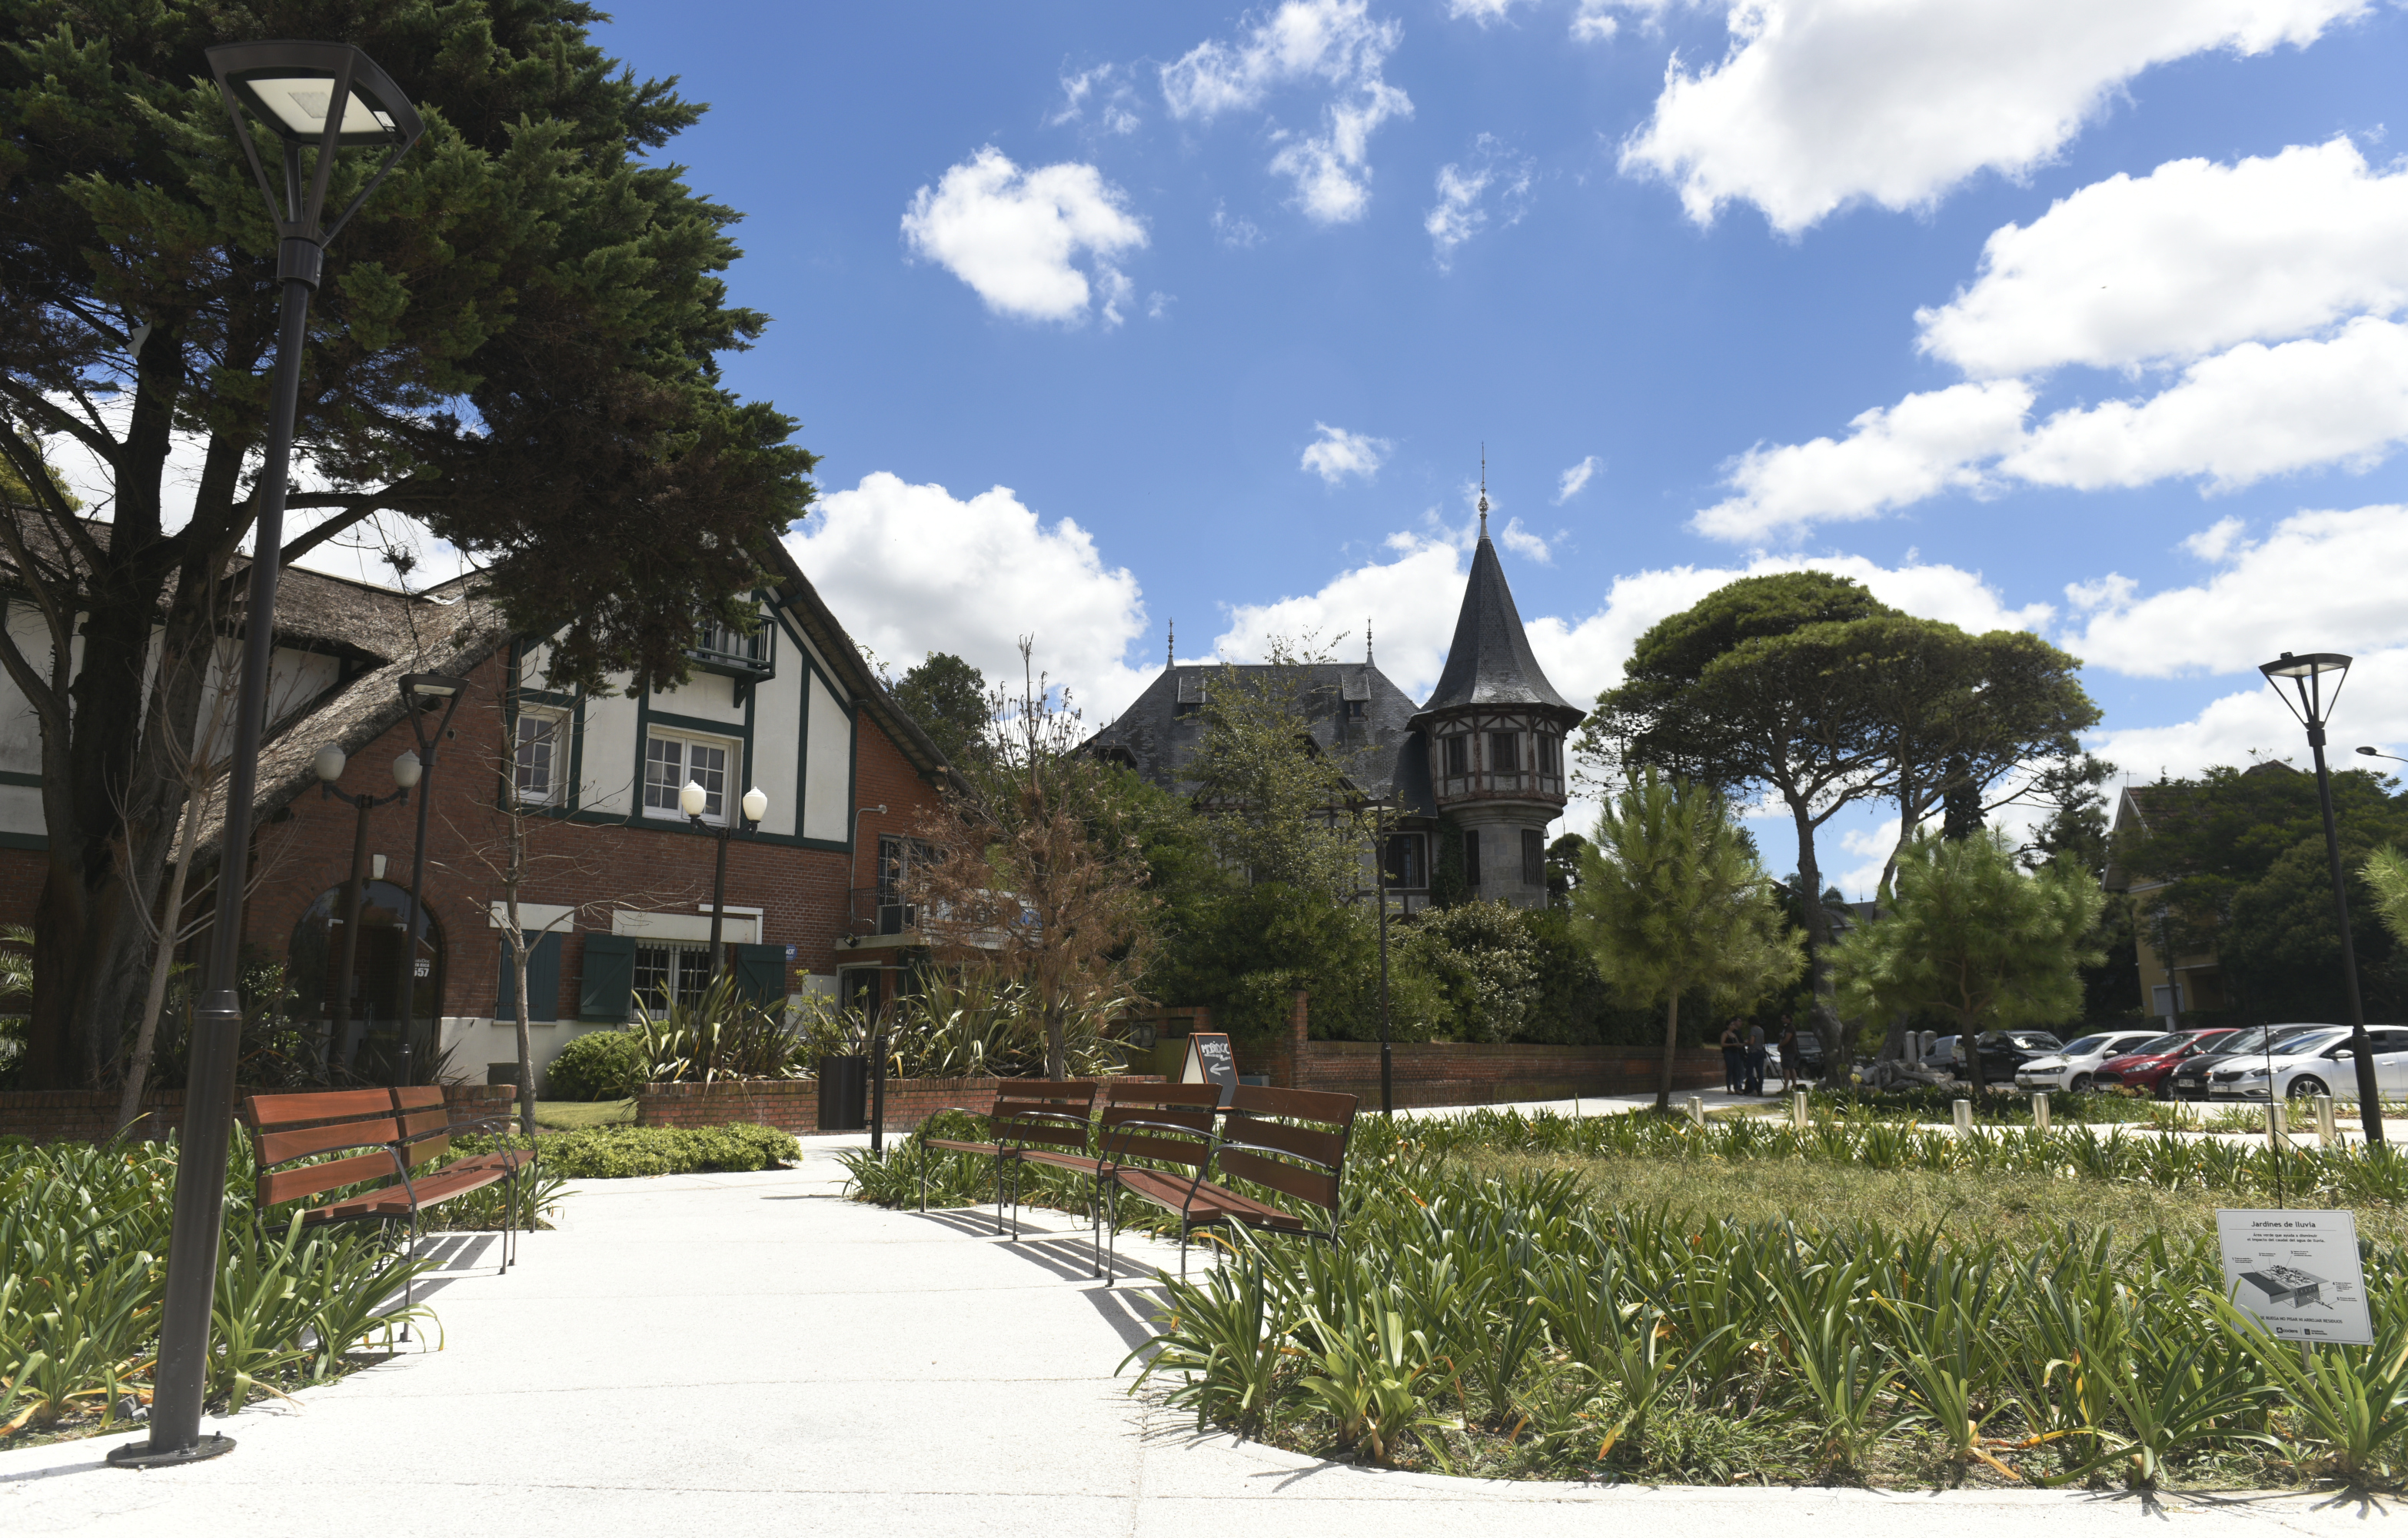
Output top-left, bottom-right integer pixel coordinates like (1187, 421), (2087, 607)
(1655, 993), (1679, 1110)
(1044, 992), (1066, 1081)
(512, 937), (537, 1137)
(1790, 799), (1844, 1080)
(113, 795), (208, 1135)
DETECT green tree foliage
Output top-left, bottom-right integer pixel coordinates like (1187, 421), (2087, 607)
(892, 651), (991, 768)
(1572, 769), (1804, 1106)
(1184, 647), (1364, 894)
(2118, 763), (2408, 1024)
(1831, 831), (2104, 1093)
(2, 2), (815, 1084)
(1395, 900), (1539, 1044)
(2368, 846), (2408, 952)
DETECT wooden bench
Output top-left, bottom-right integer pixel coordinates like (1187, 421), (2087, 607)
(916, 1080), (1099, 1237)
(1102, 1084), (1357, 1283)
(241, 1088), (539, 1323)
(1020, 1082), (1222, 1278)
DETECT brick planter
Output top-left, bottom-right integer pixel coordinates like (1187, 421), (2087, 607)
(635, 1074), (1165, 1136)
(0, 1083), (517, 1146)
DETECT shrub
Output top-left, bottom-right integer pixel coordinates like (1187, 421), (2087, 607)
(546, 1027), (648, 1100)
(454, 1121), (795, 1179)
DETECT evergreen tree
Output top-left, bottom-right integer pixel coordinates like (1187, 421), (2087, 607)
(1572, 768), (1803, 1107)
(892, 652), (991, 768)
(1831, 830), (2103, 1094)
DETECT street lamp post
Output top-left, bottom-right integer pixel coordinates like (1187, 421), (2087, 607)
(391, 674), (470, 1083)
(117, 43), (424, 1470)
(310, 744), (412, 1071)
(685, 781), (768, 984)
(1368, 799), (1395, 1117)
(2260, 651), (2383, 1144)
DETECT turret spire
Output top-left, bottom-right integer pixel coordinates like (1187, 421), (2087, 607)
(1366, 618), (1374, 666)
(1478, 445), (1488, 540)
(1166, 619), (1174, 670)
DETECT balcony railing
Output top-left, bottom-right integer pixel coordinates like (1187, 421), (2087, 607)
(689, 617), (775, 689)
(848, 887), (916, 937)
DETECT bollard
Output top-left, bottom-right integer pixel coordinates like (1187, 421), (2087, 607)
(2269, 1101), (2288, 1146)
(1792, 1089), (1810, 1130)
(2315, 1094), (2338, 1146)
(2032, 1092), (2050, 1131)
(1953, 1099), (1974, 1137)
(1686, 1095), (1705, 1128)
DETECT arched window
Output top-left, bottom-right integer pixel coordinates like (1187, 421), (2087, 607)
(287, 880), (445, 1077)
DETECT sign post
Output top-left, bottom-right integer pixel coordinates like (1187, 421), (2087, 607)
(2216, 1208), (2373, 1346)
(1181, 1032), (1240, 1107)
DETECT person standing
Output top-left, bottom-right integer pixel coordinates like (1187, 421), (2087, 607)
(1778, 1015), (1802, 1091)
(1744, 1018), (1768, 1096)
(1719, 1019), (1744, 1095)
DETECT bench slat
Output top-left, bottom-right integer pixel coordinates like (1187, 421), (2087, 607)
(261, 1150), (401, 1208)
(244, 1089), (395, 1129)
(1215, 1147), (1339, 1212)
(255, 1117), (400, 1167)
(1219, 1113), (1345, 1170)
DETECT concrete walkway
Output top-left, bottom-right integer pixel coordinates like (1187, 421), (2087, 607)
(2, 1134), (2396, 1536)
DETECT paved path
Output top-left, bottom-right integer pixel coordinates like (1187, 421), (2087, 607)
(3, 1134), (2397, 1536)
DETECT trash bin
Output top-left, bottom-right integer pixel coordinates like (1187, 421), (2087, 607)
(817, 1055), (867, 1130)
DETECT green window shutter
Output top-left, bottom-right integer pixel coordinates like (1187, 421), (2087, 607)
(501, 930), (564, 1022)
(731, 942), (787, 1007)
(578, 933), (637, 1021)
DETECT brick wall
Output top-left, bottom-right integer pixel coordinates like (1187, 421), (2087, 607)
(0, 1083), (517, 1145)
(635, 1074), (1166, 1136)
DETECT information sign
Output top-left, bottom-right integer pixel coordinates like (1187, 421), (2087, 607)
(1181, 1032), (1240, 1106)
(2215, 1208), (2373, 1345)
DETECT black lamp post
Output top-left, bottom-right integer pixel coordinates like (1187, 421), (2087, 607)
(684, 780), (769, 984)
(392, 673), (470, 1082)
(115, 43), (424, 1470)
(310, 743), (412, 1070)
(2260, 651), (2383, 1144)
(1367, 798), (1395, 1117)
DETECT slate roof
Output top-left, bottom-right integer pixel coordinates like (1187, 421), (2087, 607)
(1408, 531), (1585, 731)
(1085, 662), (1437, 817)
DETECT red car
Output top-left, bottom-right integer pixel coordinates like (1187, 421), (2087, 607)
(2093, 1028), (2239, 1099)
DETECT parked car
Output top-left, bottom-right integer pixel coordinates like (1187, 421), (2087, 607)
(1954, 1030), (2066, 1085)
(2166, 1024), (2336, 1100)
(2012, 1029), (2169, 1094)
(2201, 1027), (2408, 1101)
(2090, 1028), (2238, 1099)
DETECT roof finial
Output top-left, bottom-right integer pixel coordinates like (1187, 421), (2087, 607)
(1478, 445), (1489, 540)
(1166, 618), (1174, 670)
(1366, 618), (1374, 667)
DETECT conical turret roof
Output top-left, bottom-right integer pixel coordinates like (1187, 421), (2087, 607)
(1409, 531), (1585, 728)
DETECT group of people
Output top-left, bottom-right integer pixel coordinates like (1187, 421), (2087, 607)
(1720, 1015), (1804, 1096)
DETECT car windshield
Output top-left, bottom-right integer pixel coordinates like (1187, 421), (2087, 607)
(2061, 1034), (2109, 1056)
(2130, 1034), (2192, 1054)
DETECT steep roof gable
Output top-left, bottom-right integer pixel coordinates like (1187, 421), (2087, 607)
(1410, 532), (1582, 727)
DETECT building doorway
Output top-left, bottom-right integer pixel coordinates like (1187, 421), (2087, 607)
(287, 879), (445, 1080)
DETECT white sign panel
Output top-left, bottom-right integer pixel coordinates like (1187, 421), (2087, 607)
(2215, 1209), (2373, 1346)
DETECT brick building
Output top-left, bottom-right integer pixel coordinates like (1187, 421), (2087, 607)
(0, 541), (954, 1089)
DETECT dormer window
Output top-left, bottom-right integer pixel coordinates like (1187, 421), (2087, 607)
(1344, 697), (1366, 720)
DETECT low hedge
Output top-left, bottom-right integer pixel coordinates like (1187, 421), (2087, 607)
(454, 1121), (795, 1179)
(544, 1027), (648, 1100)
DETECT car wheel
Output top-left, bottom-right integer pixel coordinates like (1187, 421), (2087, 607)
(2154, 1079), (2174, 1102)
(2069, 1074), (2092, 1094)
(2288, 1076), (2328, 1101)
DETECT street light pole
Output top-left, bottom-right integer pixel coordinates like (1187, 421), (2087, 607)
(1372, 799), (1394, 1118)
(2260, 651), (2383, 1144)
(118, 44), (424, 1470)
(392, 674), (469, 1083)
(684, 781), (768, 984)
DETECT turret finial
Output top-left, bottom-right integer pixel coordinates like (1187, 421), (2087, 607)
(1478, 445), (1489, 539)
(1366, 619), (1374, 666)
(1167, 618), (1174, 670)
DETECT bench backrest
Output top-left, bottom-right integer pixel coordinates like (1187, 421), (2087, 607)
(242, 1089), (404, 1209)
(990, 1080), (1099, 1154)
(390, 1086), (455, 1167)
(1099, 1081), (1220, 1172)
(1217, 1084), (1359, 1220)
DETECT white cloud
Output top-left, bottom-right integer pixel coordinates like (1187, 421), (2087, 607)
(2089, 653), (2408, 783)
(1425, 135), (1535, 268)
(1693, 381), (2032, 542)
(1554, 454), (1601, 504)
(1214, 531), (1470, 692)
(2064, 504), (2408, 680)
(1570, 2), (1622, 42)
(1161, 0), (1412, 225)
(786, 473), (1156, 721)
(1498, 518), (1553, 564)
(1619, 0), (2366, 235)
(1212, 202), (1265, 248)
(1918, 139), (2408, 378)
(1447, 0), (1533, 24)
(2000, 317), (2408, 492)
(1050, 65), (1142, 135)
(900, 147), (1147, 326)
(1299, 422), (1394, 484)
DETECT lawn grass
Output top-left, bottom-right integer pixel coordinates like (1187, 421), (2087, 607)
(533, 1098), (636, 1130)
(1461, 1147), (2408, 1250)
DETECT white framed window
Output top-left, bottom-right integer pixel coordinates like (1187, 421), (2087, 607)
(513, 709), (566, 806)
(634, 940), (712, 1011)
(643, 731), (736, 823)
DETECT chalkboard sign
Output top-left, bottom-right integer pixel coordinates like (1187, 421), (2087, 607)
(1181, 1032), (1240, 1106)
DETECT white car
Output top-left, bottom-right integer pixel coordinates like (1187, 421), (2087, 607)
(2206, 1026), (2408, 1101)
(2014, 1030), (2169, 1094)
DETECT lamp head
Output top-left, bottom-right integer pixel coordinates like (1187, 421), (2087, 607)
(401, 671), (468, 704)
(391, 750), (422, 791)
(680, 780), (709, 819)
(312, 743), (347, 784)
(740, 786), (768, 824)
(208, 42), (420, 148)
(2259, 651), (2353, 732)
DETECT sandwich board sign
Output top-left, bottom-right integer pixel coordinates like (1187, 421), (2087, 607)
(2215, 1209), (2373, 1345)
(1181, 1032), (1240, 1107)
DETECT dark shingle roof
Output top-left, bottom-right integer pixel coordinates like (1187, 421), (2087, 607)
(1409, 533), (1584, 730)
(1085, 662), (1437, 815)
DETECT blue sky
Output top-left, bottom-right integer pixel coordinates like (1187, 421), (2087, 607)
(529, 2), (2408, 891)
